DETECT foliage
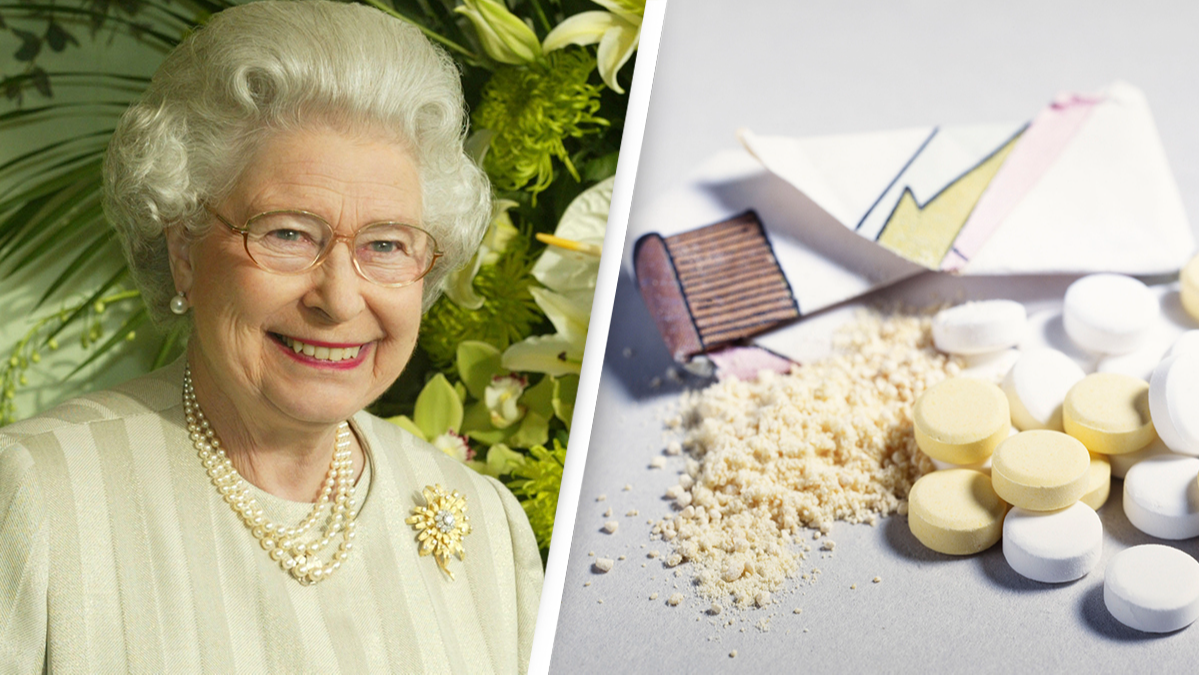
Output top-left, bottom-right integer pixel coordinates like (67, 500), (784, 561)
(0, 0), (637, 559)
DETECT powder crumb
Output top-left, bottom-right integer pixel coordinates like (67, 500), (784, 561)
(873, 576), (882, 584)
(666, 441), (682, 456)
(642, 563), (647, 568)
(596, 494), (606, 502)
(822, 540), (836, 551)
(803, 628), (809, 633)
(583, 582), (591, 587)
(729, 651), (737, 659)
(649, 457), (666, 469)
(597, 599), (604, 604)
(604, 507), (612, 518)
(755, 591), (771, 607)
(618, 555), (626, 561)
(650, 592), (659, 600)
(667, 593), (683, 607)
(850, 584), (857, 590)
(626, 509), (639, 517)
(588, 551), (594, 557)
(656, 311), (952, 608)
(709, 603), (722, 615)
(623, 484), (633, 491)
(665, 554), (683, 567)
(593, 558), (614, 573)
(756, 618), (771, 632)
(793, 608), (802, 615)
(648, 550), (660, 559)
(603, 521), (618, 534)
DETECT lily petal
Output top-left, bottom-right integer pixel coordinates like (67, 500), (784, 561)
(502, 334), (583, 376)
(530, 286), (591, 346)
(591, 0), (646, 24)
(596, 21), (640, 93)
(543, 11), (619, 51)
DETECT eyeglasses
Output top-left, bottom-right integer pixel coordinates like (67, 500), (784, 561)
(207, 207), (442, 288)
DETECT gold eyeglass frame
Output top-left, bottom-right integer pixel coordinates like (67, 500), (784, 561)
(206, 205), (443, 288)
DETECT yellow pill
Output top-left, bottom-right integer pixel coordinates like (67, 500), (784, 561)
(908, 469), (1008, 555)
(1181, 254), (1198, 321)
(1079, 456), (1112, 510)
(914, 378), (1010, 465)
(991, 430), (1090, 510)
(1062, 373), (1155, 455)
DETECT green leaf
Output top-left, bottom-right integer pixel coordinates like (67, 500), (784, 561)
(456, 340), (503, 399)
(583, 151), (620, 182)
(35, 230), (117, 307)
(507, 410), (549, 449)
(40, 267), (127, 348)
(552, 374), (579, 429)
(12, 29), (41, 62)
(521, 374), (554, 418)
(2, 198), (105, 274)
(385, 414), (427, 441)
(482, 442), (527, 478)
(45, 22), (80, 52)
(412, 373), (463, 438)
(453, 381), (467, 402)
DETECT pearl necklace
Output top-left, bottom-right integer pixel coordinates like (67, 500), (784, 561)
(183, 365), (358, 585)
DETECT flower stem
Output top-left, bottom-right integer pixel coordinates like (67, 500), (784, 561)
(527, 0), (553, 34)
(359, 0), (480, 61)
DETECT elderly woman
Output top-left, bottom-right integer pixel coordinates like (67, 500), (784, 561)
(0, 1), (542, 672)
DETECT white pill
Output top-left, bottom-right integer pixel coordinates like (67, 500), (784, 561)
(1149, 343), (1199, 456)
(1167, 330), (1198, 359)
(1063, 274), (1156, 355)
(1123, 455), (1199, 539)
(933, 300), (1027, 355)
(1107, 437), (1173, 479)
(1104, 545), (1198, 633)
(1096, 327), (1178, 383)
(957, 348), (1020, 385)
(1002, 349), (1086, 431)
(1002, 502), (1102, 583)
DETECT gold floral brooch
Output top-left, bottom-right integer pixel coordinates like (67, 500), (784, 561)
(407, 485), (471, 579)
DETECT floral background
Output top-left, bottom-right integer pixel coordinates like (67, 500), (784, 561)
(0, 0), (643, 560)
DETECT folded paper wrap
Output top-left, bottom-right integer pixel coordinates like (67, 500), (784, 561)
(631, 81), (1196, 362)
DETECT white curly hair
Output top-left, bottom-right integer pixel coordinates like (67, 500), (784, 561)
(103, 0), (491, 329)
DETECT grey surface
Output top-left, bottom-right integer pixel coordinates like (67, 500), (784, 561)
(550, 1), (1199, 672)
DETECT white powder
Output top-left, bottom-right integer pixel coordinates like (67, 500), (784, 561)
(653, 311), (957, 607)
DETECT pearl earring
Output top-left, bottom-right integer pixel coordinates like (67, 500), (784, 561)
(169, 291), (189, 315)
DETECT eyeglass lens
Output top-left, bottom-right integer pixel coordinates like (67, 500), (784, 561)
(243, 212), (435, 285)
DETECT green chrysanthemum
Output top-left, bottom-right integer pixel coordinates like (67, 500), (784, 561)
(506, 439), (566, 553)
(420, 234), (544, 371)
(474, 50), (608, 196)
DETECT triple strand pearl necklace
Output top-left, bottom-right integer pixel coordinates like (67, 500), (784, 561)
(183, 365), (358, 585)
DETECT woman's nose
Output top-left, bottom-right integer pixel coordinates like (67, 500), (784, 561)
(303, 240), (366, 323)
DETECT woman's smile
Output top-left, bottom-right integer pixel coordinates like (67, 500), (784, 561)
(269, 332), (373, 369)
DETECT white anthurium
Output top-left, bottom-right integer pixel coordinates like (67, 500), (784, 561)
(542, 0), (644, 93)
(444, 199), (520, 309)
(503, 177), (610, 375)
(484, 374), (528, 428)
(531, 176), (610, 297)
(432, 430), (474, 463)
(456, 0), (542, 65)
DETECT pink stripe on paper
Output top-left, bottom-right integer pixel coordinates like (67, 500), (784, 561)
(942, 92), (1102, 271)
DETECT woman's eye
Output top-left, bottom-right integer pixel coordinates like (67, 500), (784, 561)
(369, 240), (406, 254)
(269, 229), (306, 242)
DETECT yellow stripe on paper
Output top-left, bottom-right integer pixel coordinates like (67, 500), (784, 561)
(878, 132), (1022, 269)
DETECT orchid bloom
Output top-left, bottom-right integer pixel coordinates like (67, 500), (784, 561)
(542, 0), (644, 93)
(432, 430), (475, 463)
(485, 374), (528, 428)
(502, 176), (611, 376)
(444, 199), (520, 309)
(456, 0), (542, 65)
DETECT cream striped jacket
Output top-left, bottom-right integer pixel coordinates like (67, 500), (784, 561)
(0, 360), (542, 673)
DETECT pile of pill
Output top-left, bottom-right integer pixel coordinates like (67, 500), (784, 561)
(910, 262), (1199, 634)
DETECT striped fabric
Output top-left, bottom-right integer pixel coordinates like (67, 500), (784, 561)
(0, 359), (542, 674)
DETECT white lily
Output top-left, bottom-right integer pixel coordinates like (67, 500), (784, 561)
(456, 0), (542, 65)
(543, 0), (645, 93)
(444, 199), (520, 309)
(502, 176), (612, 375)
